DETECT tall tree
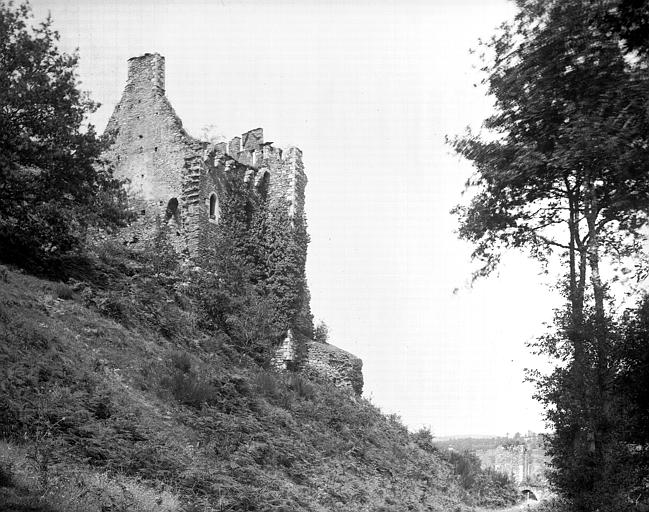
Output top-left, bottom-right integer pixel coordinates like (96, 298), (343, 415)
(0, 1), (129, 264)
(451, 0), (649, 509)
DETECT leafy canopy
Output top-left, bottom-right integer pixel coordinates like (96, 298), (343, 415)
(0, 1), (129, 264)
(451, 0), (649, 280)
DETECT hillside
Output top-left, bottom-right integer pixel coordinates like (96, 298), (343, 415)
(0, 247), (502, 512)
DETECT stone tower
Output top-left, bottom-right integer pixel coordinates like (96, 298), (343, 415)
(104, 53), (308, 257)
(103, 53), (363, 393)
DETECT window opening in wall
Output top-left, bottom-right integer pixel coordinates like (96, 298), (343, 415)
(165, 197), (179, 224)
(209, 193), (218, 220)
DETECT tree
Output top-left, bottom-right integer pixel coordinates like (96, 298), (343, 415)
(451, 1), (649, 509)
(604, 0), (649, 56)
(313, 320), (329, 344)
(0, 1), (129, 265)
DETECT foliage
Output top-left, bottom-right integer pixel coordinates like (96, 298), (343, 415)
(441, 449), (520, 507)
(0, 1), (131, 266)
(603, 0), (649, 56)
(530, 306), (640, 510)
(53, 282), (74, 300)
(451, 1), (649, 509)
(410, 427), (435, 453)
(0, 265), (474, 512)
(191, 171), (311, 366)
(314, 320), (330, 344)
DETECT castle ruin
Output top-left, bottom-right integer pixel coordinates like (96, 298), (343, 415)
(104, 53), (363, 394)
(103, 53), (306, 257)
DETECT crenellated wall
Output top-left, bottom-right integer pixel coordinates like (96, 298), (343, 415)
(214, 128), (307, 225)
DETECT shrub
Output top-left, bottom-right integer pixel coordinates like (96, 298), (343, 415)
(54, 282), (74, 300)
(94, 292), (136, 326)
(313, 320), (329, 344)
(170, 351), (192, 374)
(0, 461), (13, 487)
(411, 427), (436, 453)
(255, 370), (279, 398)
(161, 370), (218, 409)
(286, 373), (315, 400)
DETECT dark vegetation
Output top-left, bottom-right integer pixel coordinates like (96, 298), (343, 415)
(0, 2), (131, 268)
(451, 0), (649, 510)
(0, 2), (520, 511)
(441, 451), (520, 509)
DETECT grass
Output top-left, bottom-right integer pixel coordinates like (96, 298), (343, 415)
(0, 259), (482, 511)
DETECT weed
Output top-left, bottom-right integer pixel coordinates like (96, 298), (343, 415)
(286, 373), (315, 400)
(158, 304), (193, 340)
(0, 303), (9, 324)
(161, 371), (218, 409)
(95, 292), (136, 326)
(170, 351), (192, 374)
(255, 370), (279, 398)
(54, 282), (74, 300)
(0, 461), (13, 487)
(0, 267), (8, 283)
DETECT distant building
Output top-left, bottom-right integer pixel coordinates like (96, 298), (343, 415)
(476, 433), (549, 485)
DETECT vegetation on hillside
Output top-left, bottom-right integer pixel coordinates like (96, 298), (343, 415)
(451, 0), (649, 510)
(0, 254), (508, 512)
(0, 2), (522, 511)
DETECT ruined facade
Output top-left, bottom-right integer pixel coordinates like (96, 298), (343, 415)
(104, 53), (363, 394)
(104, 53), (306, 256)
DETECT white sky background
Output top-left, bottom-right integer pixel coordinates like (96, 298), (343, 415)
(28, 0), (564, 437)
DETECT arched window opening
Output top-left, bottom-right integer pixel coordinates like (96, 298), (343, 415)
(208, 193), (219, 223)
(165, 197), (179, 224)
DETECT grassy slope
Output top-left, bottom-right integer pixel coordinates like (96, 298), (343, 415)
(0, 261), (474, 512)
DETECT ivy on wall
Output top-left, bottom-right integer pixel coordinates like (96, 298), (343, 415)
(191, 169), (312, 367)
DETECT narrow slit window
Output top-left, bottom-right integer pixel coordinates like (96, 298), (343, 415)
(165, 197), (179, 224)
(209, 193), (218, 221)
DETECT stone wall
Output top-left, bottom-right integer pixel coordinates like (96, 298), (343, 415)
(104, 53), (209, 255)
(303, 341), (364, 395)
(103, 53), (273, 257)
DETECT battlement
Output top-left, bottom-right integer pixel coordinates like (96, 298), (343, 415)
(213, 127), (303, 169)
(127, 53), (165, 92)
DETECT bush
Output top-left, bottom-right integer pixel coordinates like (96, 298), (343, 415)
(54, 282), (74, 300)
(441, 449), (520, 507)
(255, 370), (279, 398)
(411, 427), (436, 453)
(0, 461), (13, 488)
(170, 351), (192, 374)
(286, 373), (315, 400)
(313, 320), (329, 344)
(161, 370), (218, 409)
(94, 292), (137, 326)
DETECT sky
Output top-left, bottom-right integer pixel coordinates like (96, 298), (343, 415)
(27, 0), (564, 437)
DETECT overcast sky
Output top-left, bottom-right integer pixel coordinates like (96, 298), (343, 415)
(28, 0), (563, 437)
